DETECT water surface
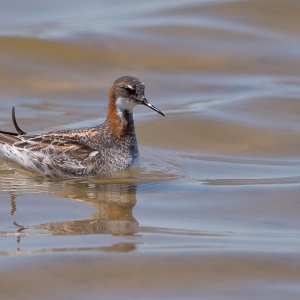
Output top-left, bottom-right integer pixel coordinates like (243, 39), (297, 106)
(0, 0), (300, 299)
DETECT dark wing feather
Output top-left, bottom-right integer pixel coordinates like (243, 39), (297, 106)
(0, 106), (26, 137)
(12, 106), (26, 135)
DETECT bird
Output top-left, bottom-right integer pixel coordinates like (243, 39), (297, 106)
(0, 76), (165, 177)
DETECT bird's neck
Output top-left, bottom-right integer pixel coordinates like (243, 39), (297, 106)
(107, 98), (135, 139)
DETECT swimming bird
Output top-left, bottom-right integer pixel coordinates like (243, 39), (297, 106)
(0, 76), (165, 177)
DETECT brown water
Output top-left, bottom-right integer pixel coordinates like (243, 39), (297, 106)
(1, 0), (300, 299)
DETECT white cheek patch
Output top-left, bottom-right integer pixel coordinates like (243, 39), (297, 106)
(115, 97), (138, 112)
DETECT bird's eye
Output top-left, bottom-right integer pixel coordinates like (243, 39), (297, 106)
(124, 85), (135, 93)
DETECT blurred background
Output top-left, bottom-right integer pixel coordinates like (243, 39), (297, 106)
(0, 1), (300, 299)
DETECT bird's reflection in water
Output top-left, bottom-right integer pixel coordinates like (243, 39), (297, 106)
(7, 180), (139, 254)
(37, 181), (138, 236)
(1, 161), (139, 238)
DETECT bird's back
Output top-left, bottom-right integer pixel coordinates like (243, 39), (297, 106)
(0, 121), (139, 177)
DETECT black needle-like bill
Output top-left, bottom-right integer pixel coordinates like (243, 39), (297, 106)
(141, 98), (165, 117)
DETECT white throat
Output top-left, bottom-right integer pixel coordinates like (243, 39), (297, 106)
(115, 97), (137, 113)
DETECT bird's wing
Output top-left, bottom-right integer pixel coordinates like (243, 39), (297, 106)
(9, 129), (99, 161)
